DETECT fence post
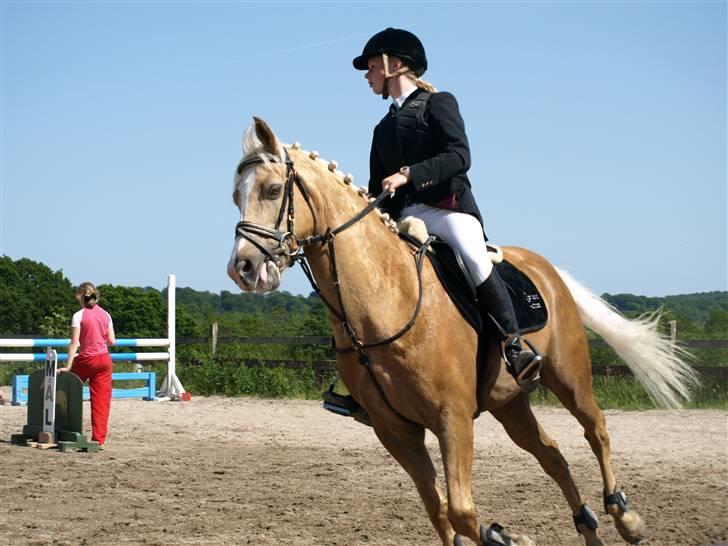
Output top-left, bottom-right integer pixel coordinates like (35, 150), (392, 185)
(668, 320), (677, 345)
(211, 322), (218, 356)
(156, 273), (185, 399)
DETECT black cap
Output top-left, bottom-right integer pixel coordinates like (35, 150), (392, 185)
(352, 28), (427, 76)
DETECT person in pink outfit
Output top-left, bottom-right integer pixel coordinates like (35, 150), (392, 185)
(58, 282), (115, 445)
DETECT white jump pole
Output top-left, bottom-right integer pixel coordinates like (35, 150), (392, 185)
(41, 348), (57, 443)
(157, 273), (185, 401)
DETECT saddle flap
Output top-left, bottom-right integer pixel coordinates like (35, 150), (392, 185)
(413, 236), (548, 334)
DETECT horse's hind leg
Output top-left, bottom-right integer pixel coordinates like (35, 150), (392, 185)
(491, 394), (604, 546)
(548, 371), (646, 544)
(371, 417), (456, 546)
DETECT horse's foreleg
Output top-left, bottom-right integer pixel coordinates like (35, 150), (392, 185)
(491, 394), (603, 546)
(437, 408), (537, 546)
(436, 408), (483, 545)
(371, 417), (455, 545)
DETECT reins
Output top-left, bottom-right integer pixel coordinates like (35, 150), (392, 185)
(234, 149), (433, 422)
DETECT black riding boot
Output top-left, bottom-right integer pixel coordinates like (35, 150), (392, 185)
(476, 269), (542, 385)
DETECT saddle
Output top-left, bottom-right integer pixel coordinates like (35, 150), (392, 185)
(399, 233), (548, 335)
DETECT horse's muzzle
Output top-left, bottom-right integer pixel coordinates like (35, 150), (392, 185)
(228, 244), (282, 293)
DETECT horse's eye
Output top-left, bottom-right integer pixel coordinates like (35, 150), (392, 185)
(266, 184), (283, 200)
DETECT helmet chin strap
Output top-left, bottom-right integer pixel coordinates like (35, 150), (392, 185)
(381, 52), (411, 100)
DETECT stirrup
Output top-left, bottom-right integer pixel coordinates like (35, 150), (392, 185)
(322, 388), (372, 427)
(502, 336), (543, 393)
(322, 389), (359, 417)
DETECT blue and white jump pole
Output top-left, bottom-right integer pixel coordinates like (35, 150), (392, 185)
(0, 274), (184, 401)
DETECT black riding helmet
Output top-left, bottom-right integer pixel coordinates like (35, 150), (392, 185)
(352, 28), (428, 76)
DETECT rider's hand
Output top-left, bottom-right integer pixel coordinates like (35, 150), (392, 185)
(381, 172), (409, 194)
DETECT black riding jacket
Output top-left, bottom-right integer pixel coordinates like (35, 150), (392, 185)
(368, 87), (483, 227)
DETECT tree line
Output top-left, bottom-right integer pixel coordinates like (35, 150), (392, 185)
(1, 256), (725, 340)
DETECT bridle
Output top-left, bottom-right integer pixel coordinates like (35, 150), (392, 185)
(234, 149), (434, 420)
(234, 151), (318, 269)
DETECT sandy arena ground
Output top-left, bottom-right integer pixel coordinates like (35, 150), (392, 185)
(0, 390), (726, 546)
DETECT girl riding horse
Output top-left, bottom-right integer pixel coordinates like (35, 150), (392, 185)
(355, 28), (541, 383)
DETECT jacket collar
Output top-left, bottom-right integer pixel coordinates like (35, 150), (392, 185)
(388, 87), (425, 116)
(393, 85), (418, 109)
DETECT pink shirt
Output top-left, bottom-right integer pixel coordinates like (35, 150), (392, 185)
(71, 305), (113, 357)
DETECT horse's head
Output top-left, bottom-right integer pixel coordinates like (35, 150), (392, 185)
(227, 117), (316, 293)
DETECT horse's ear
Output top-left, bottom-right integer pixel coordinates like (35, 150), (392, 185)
(253, 116), (279, 156)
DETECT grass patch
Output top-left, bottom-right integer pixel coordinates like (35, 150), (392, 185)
(179, 356), (337, 399)
(3, 352), (724, 410)
(531, 375), (727, 410)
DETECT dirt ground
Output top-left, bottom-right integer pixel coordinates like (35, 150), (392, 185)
(0, 389), (726, 546)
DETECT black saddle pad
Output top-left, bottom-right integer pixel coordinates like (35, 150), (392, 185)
(420, 237), (548, 334)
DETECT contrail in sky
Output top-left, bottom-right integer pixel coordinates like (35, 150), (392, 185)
(237, 26), (418, 62)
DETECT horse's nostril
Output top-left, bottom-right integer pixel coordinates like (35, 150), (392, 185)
(239, 258), (253, 275)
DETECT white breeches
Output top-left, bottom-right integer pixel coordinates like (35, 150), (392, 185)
(401, 203), (493, 285)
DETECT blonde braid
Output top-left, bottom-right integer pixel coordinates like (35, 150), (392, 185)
(411, 76), (437, 94)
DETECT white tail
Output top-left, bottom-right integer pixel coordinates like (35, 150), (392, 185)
(556, 268), (699, 409)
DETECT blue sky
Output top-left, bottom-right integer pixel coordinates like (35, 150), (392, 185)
(1, 1), (725, 297)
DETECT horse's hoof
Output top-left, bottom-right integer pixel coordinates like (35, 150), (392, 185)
(480, 523), (535, 546)
(582, 530), (605, 546)
(510, 533), (536, 546)
(453, 534), (465, 546)
(614, 510), (646, 544)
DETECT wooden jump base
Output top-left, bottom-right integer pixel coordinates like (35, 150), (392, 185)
(11, 367), (99, 453)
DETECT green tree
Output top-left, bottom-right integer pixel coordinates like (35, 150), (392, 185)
(0, 256), (76, 335)
(704, 309), (728, 338)
(39, 308), (72, 338)
(98, 285), (166, 338)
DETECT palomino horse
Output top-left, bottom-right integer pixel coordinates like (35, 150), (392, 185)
(227, 118), (697, 546)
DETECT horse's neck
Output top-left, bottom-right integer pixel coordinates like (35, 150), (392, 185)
(301, 178), (417, 339)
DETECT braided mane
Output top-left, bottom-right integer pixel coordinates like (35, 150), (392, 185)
(238, 124), (399, 235)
